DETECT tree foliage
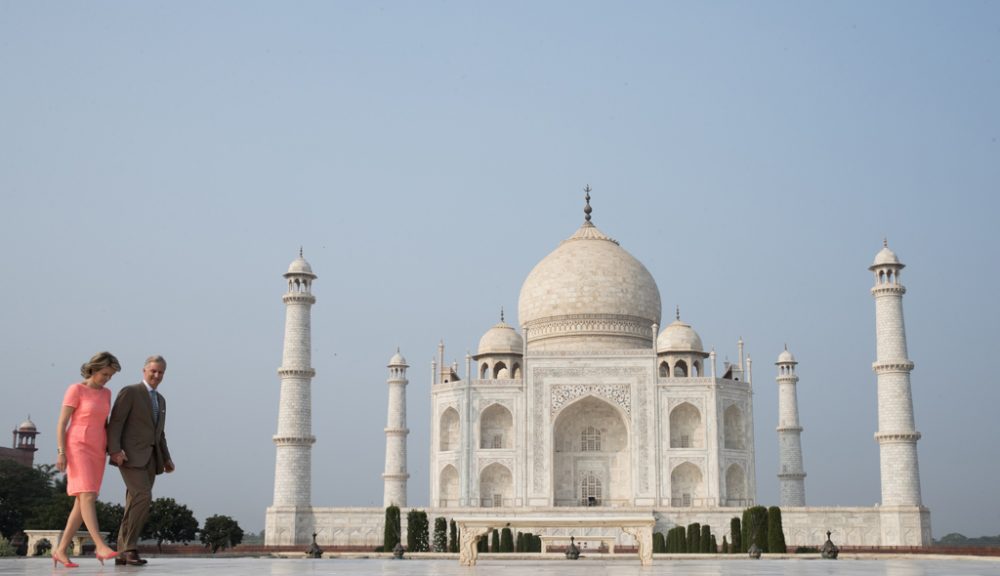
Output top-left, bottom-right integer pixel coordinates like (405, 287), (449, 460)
(95, 502), (124, 545)
(767, 506), (787, 553)
(742, 506), (769, 553)
(653, 531), (665, 553)
(500, 527), (513, 552)
(200, 515), (243, 553)
(0, 461), (53, 538)
(448, 519), (458, 553)
(688, 522), (700, 553)
(142, 498), (199, 551)
(432, 517), (448, 552)
(490, 528), (500, 552)
(701, 524), (712, 552)
(383, 506), (401, 550)
(730, 517), (741, 553)
(406, 510), (429, 552)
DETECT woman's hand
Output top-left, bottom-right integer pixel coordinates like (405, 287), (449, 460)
(56, 452), (67, 472)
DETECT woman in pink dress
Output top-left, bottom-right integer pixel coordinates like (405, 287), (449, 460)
(52, 351), (121, 567)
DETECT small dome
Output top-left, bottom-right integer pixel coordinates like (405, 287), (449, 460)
(388, 349), (408, 367)
(477, 321), (524, 356)
(657, 319), (704, 353)
(18, 417), (36, 431)
(777, 348), (797, 364)
(285, 250), (317, 278)
(870, 242), (904, 269)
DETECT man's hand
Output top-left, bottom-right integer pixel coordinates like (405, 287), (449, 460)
(110, 451), (128, 466)
(165, 459), (175, 473)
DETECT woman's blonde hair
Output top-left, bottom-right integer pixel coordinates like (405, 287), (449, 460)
(80, 351), (122, 378)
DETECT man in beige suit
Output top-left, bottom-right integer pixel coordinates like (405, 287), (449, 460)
(107, 355), (174, 566)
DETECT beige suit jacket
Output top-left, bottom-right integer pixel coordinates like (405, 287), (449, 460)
(107, 382), (171, 474)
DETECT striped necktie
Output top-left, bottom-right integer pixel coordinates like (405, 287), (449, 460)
(150, 390), (159, 422)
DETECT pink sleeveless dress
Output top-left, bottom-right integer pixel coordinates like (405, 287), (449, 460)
(62, 383), (111, 495)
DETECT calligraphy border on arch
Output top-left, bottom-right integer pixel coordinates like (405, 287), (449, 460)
(550, 383), (632, 417)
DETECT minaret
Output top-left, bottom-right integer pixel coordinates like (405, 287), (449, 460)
(776, 347), (806, 506)
(383, 349), (410, 507)
(870, 241), (922, 507)
(271, 249), (317, 509)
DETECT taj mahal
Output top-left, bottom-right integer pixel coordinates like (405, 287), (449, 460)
(264, 192), (931, 557)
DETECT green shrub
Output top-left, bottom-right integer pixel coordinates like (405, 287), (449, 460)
(721, 536), (729, 554)
(687, 523), (700, 553)
(490, 529), (500, 552)
(0, 536), (16, 557)
(701, 525), (712, 552)
(383, 506), (401, 550)
(448, 519), (458, 553)
(767, 506), (787, 553)
(730, 517), (741, 553)
(500, 527), (513, 552)
(433, 517), (448, 552)
(653, 531), (665, 553)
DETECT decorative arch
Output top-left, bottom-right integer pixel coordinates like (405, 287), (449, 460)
(493, 361), (509, 379)
(439, 465), (459, 506)
(659, 361), (670, 378)
(511, 363), (521, 379)
(670, 462), (704, 507)
(552, 395), (630, 507)
(439, 407), (460, 452)
(669, 402), (703, 448)
(479, 462), (512, 507)
(480, 403), (513, 449)
(725, 463), (747, 506)
(673, 360), (688, 377)
(480, 362), (489, 379)
(724, 405), (746, 449)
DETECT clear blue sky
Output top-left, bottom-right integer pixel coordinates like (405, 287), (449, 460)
(2, 2), (997, 538)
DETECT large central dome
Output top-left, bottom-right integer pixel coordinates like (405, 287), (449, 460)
(517, 219), (662, 352)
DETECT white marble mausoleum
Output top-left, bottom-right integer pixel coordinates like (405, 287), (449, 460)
(265, 193), (931, 550)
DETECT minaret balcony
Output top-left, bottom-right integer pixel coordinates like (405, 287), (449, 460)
(871, 361), (914, 373)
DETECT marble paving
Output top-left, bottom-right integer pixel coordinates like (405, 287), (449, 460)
(1, 557), (998, 576)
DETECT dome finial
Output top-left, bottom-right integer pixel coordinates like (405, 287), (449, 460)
(583, 185), (593, 223)
(299, 246), (304, 258)
(500, 306), (505, 323)
(675, 305), (680, 320)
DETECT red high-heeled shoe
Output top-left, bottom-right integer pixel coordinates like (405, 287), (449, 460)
(52, 552), (79, 568)
(95, 550), (118, 565)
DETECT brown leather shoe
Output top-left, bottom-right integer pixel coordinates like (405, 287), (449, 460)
(116, 550), (148, 566)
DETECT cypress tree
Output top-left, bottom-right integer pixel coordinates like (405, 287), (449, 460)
(433, 517), (448, 552)
(741, 509), (751, 553)
(722, 535), (729, 554)
(767, 506), (787, 553)
(449, 520), (458, 553)
(701, 524), (712, 552)
(710, 535), (718, 554)
(745, 506), (769, 553)
(383, 506), (401, 551)
(490, 529), (500, 552)
(500, 527), (514, 552)
(676, 526), (687, 553)
(477, 534), (488, 553)
(653, 532), (665, 553)
(515, 532), (524, 552)
(730, 517), (741, 553)
(688, 523), (700, 553)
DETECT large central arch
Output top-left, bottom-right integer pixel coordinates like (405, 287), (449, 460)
(552, 395), (631, 506)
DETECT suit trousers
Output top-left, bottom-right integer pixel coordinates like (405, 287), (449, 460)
(117, 459), (157, 552)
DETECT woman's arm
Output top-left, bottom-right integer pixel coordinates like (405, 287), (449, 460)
(55, 404), (75, 472)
